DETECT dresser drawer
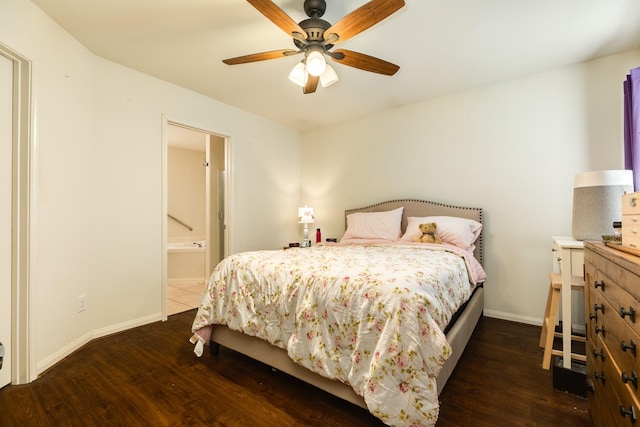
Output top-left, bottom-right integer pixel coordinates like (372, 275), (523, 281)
(587, 339), (619, 426)
(603, 340), (640, 426)
(601, 316), (640, 406)
(589, 252), (640, 301)
(623, 193), (640, 215)
(585, 259), (598, 348)
(590, 290), (640, 380)
(589, 335), (640, 426)
(622, 230), (640, 250)
(591, 270), (640, 338)
(588, 286), (608, 344)
(622, 216), (640, 229)
(622, 214), (640, 248)
(622, 193), (640, 247)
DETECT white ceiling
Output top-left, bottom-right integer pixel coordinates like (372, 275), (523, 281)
(31, 0), (640, 131)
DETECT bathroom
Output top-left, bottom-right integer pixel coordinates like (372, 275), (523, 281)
(167, 123), (226, 314)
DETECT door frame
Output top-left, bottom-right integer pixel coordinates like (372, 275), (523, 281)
(1, 41), (34, 385)
(161, 116), (230, 320)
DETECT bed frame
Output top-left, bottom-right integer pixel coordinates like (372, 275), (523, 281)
(210, 199), (485, 408)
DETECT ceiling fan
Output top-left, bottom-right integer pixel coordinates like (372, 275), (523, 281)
(223, 0), (405, 94)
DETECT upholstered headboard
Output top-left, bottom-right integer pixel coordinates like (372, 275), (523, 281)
(345, 199), (484, 266)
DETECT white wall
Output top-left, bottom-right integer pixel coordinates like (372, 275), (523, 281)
(301, 49), (640, 325)
(167, 146), (206, 242)
(1, 0), (302, 377)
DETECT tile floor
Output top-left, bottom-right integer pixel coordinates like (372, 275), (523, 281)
(167, 279), (206, 316)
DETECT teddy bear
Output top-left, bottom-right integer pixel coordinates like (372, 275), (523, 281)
(413, 222), (442, 244)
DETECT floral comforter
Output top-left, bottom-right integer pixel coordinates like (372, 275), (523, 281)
(191, 243), (484, 427)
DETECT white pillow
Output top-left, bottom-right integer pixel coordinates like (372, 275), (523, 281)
(341, 207), (404, 241)
(401, 216), (482, 250)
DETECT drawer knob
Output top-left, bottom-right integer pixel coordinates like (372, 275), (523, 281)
(589, 313), (598, 322)
(595, 325), (606, 336)
(594, 281), (605, 291)
(594, 304), (605, 314)
(621, 340), (637, 356)
(620, 306), (636, 323)
(593, 349), (605, 361)
(622, 371), (639, 389)
(620, 405), (637, 423)
(595, 371), (606, 384)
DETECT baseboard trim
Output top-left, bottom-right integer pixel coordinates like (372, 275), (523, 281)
(36, 312), (162, 376)
(484, 309), (586, 334)
(484, 309), (541, 326)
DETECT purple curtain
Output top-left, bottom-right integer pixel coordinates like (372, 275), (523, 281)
(624, 67), (640, 190)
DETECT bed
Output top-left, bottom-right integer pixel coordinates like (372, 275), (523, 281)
(190, 199), (486, 426)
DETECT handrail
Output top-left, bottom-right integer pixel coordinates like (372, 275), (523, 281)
(168, 214), (193, 231)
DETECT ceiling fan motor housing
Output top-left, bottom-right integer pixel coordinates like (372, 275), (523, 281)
(304, 0), (326, 18)
(296, 0), (331, 49)
(295, 18), (331, 48)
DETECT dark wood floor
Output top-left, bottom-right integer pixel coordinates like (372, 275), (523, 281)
(0, 311), (591, 426)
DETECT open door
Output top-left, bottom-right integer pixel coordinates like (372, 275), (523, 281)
(205, 134), (226, 278)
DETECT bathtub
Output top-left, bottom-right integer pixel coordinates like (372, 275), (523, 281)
(168, 240), (206, 252)
(167, 240), (206, 281)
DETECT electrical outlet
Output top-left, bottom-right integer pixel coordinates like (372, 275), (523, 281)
(77, 294), (87, 313)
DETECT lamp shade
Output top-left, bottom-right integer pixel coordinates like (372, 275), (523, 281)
(298, 206), (314, 224)
(306, 51), (326, 77)
(288, 62), (306, 87)
(320, 64), (339, 88)
(572, 170), (634, 240)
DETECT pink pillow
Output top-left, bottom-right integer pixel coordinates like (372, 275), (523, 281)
(401, 216), (482, 250)
(341, 207), (404, 242)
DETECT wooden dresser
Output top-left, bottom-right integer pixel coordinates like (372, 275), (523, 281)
(585, 241), (640, 426)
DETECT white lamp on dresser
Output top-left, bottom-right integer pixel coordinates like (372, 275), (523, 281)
(572, 169), (634, 241)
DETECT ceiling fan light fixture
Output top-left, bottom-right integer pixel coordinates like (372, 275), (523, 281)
(288, 62), (306, 87)
(320, 64), (338, 87)
(306, 50), (326, 77)
(224, 0), (405, 93)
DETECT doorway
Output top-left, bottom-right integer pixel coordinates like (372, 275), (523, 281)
(0, 47), (13, 389)
(164, 122), (227, 316)
(1, 42), (33, 386)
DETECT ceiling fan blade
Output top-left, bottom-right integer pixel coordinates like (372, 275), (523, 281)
(303, 75), (319, 94)
(223, 49), (298, 65)
(247, 0), (307, 38)
(324, 0), (405, 45)
(331, 49), (399, 76)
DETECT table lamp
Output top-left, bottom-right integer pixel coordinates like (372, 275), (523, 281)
(572, 170), (634, 240)
(298, 206), (314, 247)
